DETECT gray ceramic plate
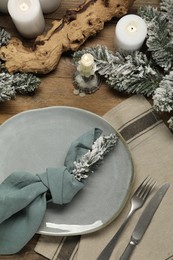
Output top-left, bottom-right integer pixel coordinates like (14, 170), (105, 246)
(0, 107), (134, 236)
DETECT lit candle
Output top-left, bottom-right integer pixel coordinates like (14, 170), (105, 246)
(74, 53), (99, 96)
(77, 53), (96, 78)
(39, 0), (61, 14)
(115, 14), (147, 51)
(0, 0), (8, 13)
(8, 0), (45, 39)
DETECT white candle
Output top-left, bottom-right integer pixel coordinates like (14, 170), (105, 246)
(115, 14), (147, 51)
(8, 0), (45, 39)
(39, 0), (61, 14)
(0, 0), (8, 13)
(77, 53), (96, 78)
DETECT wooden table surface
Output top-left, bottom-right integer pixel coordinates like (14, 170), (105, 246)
(0, 0), (160, 259)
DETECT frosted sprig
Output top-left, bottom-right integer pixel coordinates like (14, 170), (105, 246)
(147, 15), (173, 71)
(160, 0), (173, 31)
(138, 6), (160, 23)
(72, 133), (118, 181)
(12, 73), (41, 94)
(0, 71), (16, 101)
(0, 27), (11, 47)
(0, 71), (41, 102)
(139, 4), (173, 71)
(104, 51), (161, 96)
(153, 71), (173, 112)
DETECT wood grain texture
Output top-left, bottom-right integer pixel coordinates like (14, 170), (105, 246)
(0, 0), (135, 74)
(0, 0), (160, 259)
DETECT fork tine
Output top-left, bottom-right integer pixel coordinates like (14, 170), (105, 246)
(135, 176), (155, 199)
(142, 179), (156, 200)
(135, 176), (152, 197)
(134, 176), (151, 195)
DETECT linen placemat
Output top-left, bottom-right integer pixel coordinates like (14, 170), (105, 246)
(35, 95), (173, 260)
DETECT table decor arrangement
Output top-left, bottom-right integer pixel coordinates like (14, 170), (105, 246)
(0, 0), (134, 74)
(0, 126), (118, 254)
(73, 0), (173, 130)
(0, 0), (134, 100)
(0, 0), (173, 131)
(0, 1), (172, 259)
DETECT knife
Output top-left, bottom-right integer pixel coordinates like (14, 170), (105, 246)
(119, 182), (170, 260)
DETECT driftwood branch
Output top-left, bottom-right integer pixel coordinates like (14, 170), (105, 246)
(0, 0), (135, 74)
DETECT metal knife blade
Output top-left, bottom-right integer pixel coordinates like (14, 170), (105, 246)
(120, 182), (170, 260)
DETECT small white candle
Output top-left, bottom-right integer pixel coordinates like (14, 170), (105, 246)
(8, 0), (45, 39)
(115, 14), (147, 51)
(77, 53), (96, 78)
(39, 0), (61, 14)
(0, 0), (8, 13)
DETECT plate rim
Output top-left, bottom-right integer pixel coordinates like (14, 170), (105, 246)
(0, 106), (134, 236)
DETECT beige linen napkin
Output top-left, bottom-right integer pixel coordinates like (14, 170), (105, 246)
(35, 96), (173, 260)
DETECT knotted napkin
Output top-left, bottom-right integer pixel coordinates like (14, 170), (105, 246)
(35, 96), (173, 260)
(0, 127), (102, 255)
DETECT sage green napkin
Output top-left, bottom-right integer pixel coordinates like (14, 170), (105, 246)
(0, 127), (102, 255)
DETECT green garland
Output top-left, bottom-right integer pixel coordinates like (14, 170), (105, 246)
(73, 47), (162, 96)
(139, 3), (173, 71)
(73, 0), (173, 130)
(0, 27), (41, 102)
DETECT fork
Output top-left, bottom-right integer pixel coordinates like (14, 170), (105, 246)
(97, 176), (155, 260)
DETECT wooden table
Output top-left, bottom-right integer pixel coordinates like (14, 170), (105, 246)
(0, 0), (160, 259)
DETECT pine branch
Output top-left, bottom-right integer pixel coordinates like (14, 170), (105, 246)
(138, 5), (160, 23)
(153, 71), (173, 113)
(13, 73), (41, 94)
(0, 27), (11, 47)
(160, 0), (173, 31)
(0, 70), (41, 102)
(73, 46), (162, 96)
(103, 51), (161, 96)
(138, 6), (173, 71)
(72, 133), (118, 181)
